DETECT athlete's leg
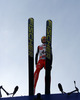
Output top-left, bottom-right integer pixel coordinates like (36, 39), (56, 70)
(34, 60), (43, 94)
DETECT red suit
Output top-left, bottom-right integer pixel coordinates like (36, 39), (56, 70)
(34, 42), (52, 94)
(34, 43), (46, 93)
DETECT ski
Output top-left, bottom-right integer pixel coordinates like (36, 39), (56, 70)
(45, 20), (52, 94)
(28, 18), (34, 95)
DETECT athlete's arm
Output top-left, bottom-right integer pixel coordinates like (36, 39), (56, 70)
(35, 46), (39, 65)
(48, 48), (53, 70)
(51, 52), (53, 65)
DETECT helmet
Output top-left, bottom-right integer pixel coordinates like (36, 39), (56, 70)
(41, 36), (46, 43)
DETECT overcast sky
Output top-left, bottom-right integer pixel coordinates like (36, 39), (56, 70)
(0, 0), (80, 97)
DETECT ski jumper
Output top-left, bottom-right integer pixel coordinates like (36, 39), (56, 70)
(34, 43), (46, 93)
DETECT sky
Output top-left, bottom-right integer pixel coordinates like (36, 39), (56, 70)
(0, 0), (80, 98)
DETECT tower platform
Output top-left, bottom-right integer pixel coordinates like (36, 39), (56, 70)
(0, 93), (80, 100)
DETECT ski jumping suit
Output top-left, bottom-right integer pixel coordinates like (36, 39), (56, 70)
(34, 43), (46, 93)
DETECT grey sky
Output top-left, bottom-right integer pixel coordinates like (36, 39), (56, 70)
(0, 0), (80, 97)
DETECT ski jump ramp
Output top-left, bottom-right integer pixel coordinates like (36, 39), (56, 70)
(0, 93), (80, 100)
